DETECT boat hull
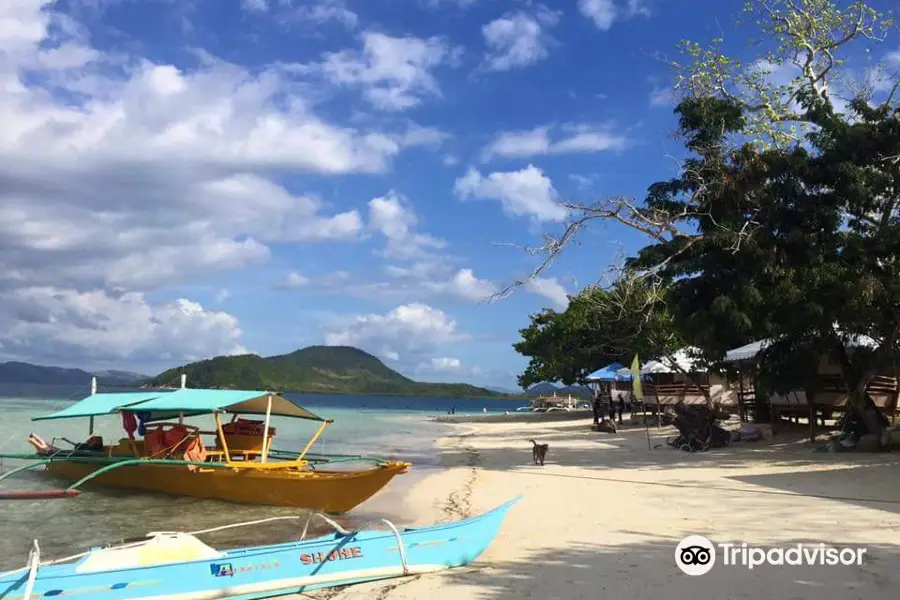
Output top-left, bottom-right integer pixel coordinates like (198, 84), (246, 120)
(44, 461), (409, 513)
(0, 498), (520, 600)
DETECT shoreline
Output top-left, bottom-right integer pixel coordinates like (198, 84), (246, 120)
(432, 409), (593, 424)
(319, 417), (900, 600)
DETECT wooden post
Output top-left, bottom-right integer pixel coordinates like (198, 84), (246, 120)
(89, 378), (96, 437)
(214, 412), (231, 464)
(297, 421), (329, 463)
(806, 388), (817, 444)
(891, 379), (899, 427)
(261, 394), (273, 463)
(737, 362), (746, 422)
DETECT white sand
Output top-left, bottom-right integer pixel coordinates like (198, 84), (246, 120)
(313, 419), (900, 600)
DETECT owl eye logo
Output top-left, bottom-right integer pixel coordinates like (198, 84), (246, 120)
(675, 535), (716, 575)
(680, 545), (712, 565)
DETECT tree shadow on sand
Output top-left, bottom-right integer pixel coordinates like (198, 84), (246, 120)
(440, 419), (900, 470)
(436, 426), (900, 516)
(437, 539), (899, 600)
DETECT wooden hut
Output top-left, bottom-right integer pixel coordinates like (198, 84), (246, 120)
(722, 338), (900, 441)
(640, 348), (738, 412)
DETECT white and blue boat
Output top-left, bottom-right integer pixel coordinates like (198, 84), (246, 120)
(0, 497), (520, 599)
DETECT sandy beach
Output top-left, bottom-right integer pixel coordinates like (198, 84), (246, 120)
(317, 418), (900, 600)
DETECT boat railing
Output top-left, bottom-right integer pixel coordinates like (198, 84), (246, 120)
(186, 513), (411, 574)
(0, 513), (413, 582)
(23, 540), (39, 600)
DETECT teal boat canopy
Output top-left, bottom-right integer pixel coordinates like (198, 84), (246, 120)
(32, 389), (327, 423)
(119, 389), (327, 423)
(32, 392), (171, 422)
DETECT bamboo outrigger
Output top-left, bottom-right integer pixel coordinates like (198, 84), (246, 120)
(0, 376), (410, 513)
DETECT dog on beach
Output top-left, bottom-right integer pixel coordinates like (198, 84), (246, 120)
(529, 439), (549, 466)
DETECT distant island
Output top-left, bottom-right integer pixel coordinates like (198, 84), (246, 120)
(0, 362), (146, 386)
(144, 346), (511, 399)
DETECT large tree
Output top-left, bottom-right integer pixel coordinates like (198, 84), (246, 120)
(630, 90), (900, 435)
(511, 0), (900, 435)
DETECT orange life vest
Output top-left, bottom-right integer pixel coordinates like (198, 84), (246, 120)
(183, 437), (208, 471)
(163, 425), (191, 454)
(144, 426), (167, 457)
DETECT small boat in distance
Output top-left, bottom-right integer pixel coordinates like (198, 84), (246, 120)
(0, 376), (409, 513)
(0, 497), (521, 600)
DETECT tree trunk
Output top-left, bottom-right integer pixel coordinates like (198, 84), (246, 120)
(833, 340), (886, 437)
(668, 357), (714, 410)
(847, 381), (886, 437)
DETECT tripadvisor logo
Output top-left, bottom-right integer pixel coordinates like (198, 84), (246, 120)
(675, 535), (867, 575)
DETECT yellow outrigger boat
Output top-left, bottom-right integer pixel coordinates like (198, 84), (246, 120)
(0, 378), (410, 513)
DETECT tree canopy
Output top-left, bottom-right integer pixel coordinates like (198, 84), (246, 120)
(623, 89), (900, 432)
(513, 277), (684, 389)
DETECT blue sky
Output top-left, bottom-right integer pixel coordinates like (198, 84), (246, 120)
(1, 0), (894, 389)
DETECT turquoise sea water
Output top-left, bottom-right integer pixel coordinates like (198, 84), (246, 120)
(0, 386), (524, 570)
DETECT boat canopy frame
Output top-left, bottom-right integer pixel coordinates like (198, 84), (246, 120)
(25, 379), (333, 469)
(32, 388), (329, 424)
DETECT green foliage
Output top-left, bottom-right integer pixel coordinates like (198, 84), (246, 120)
(145, 346), (504, 398)
(627, 85), (900, 429)
(513, 278), (684, 388)
(670, 0), (893, 148)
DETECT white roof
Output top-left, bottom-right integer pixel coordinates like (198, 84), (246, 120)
(723, 331), (877, 363)
(615, 347), (706, 375)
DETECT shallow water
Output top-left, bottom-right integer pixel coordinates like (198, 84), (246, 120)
(0, 388), (521, 569)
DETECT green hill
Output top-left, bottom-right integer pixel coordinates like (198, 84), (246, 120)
(145, 346), (507, 398)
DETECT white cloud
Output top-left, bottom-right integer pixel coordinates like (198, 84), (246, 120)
(526, 277), (569, 310)
(0, 288), (247, 364)
(311, 32), (464, 110)
(423, 268), (497, 302)
(323, 303), (468, 366)
(481, 123), (627, 161)
(242, 0), (269, 12)
(214, 289), (231, 303)
(368, 191), (446, 260)
(578, 0), (651, 31)
(280, 271), (310, 289)
(569, 174), (594, 188)
(418, 356), (462, 372)
(578, 0), (616, 30)
(276, 190), (496, 305)
(422, 0), (479, 8)
(481, 7), (560, 72)
(454, 165), (569, 222)
(649, 84), (675, 107)
(0, 1), (427, 365)
(398, 122), (451, 148)
(369, 263), (495, 302)
(289, 0), (358, 29)
(196, 174), (364, 243)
